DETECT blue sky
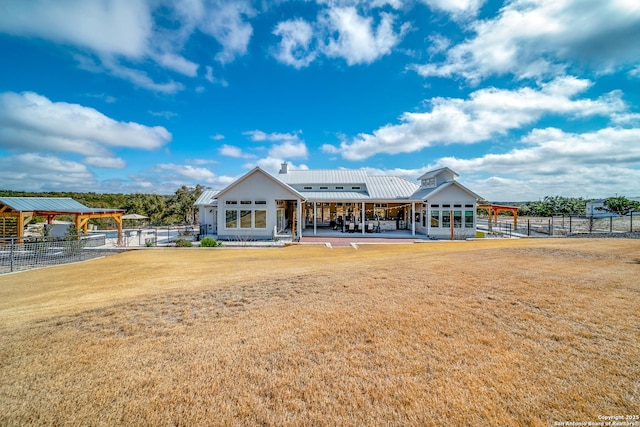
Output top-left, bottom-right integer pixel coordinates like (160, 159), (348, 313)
(0, 0), (639, 201)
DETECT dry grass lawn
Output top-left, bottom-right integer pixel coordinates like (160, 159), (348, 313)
(0, 238), (639, 426)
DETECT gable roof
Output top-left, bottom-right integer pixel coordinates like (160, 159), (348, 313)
(411, 180), (481, 201)
(215, 167), (305, 200)
(417, 167), (458, 181)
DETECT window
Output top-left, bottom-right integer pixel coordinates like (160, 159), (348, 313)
(225, 210), (237, 228)
(336, 186), (344, 189)
(226, 200), (237, 205)
(240, 210), (252, 228)
(431, 210), (440, 227)
(442, 204), (450, 208)
(304, 186), (312, 190)
(442, 211), (450, 228)
(255, 200), (266, 205)
(422, 177), (436, 188)
(320, 186), (328, 190)
(432, 204), (440, 208)
(454, 211), (462, 228)
(465, 211), (474, 228)
(255, 210), (267, 228)
(352, 186), (361, 190)
(241, 200), (252, 205)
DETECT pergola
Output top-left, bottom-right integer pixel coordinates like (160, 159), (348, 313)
(0, 197), (124, 244)
(478, 203), (519, 230)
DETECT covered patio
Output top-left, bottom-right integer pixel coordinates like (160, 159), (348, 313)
(0, 197), (125, 244)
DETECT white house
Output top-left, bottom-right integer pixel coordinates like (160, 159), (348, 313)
(195, 164), (481, 240)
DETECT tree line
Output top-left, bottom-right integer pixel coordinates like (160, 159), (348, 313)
(495, 196), (639, 217)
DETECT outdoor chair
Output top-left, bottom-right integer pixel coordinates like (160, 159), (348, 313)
(348, 222), (355, 232)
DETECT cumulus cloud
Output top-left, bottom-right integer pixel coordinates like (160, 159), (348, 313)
(419, 0), (484, 19)
(413, 0), (640, 82)
(272, 19), (317, 69)
(200, 0), (255, 63)
(243, 158), (309, 175)
(322, 76), (627, 160)
(84, 156), (127, 169)
(432, 127), (640, 199)
(268, 141), (309, 159)
(272, 5), (409, 67)
(219, 144), (252, 158)
(0, 91), (171, 166)
(0, 153), (95, 191)
(0, 0), (153, 58)
(243, 130), (301, 142)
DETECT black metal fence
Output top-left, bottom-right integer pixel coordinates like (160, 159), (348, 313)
(486, 213), (639, 237)
(0, 235), (120, 274)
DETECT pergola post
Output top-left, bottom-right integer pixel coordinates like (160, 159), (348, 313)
(361, 202), (365, 235)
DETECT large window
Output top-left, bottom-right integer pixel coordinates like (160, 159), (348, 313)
(465, 211), (474, 228)
(225, 210), (237, 228)
(442, 211), (450, 228)
(255, 210), (267, 228)
(431, 210), (439, 227)
(453, 211), (462, 228)
(240, 210), (252, 228)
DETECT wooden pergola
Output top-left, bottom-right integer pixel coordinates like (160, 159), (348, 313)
(478, 204), (519, 230)
(0, 197), (124, 244)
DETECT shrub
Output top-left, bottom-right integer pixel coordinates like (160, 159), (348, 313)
(200, 237), (222, 247)
(174, 238), (192, 247)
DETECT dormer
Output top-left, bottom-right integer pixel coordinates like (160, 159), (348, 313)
(417, 167), (458, 189)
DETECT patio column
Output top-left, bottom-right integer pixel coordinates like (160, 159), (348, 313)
(297, 200), (303, 240)
(361, 202), (365, 235)
(411, 202), (415, 236)
(313, 201), (317, 235)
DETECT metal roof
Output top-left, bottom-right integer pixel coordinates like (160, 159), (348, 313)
(276, 169), (368, 185)
(365, 175), (419, 199)
(194, 189), (220, 205)
(0, 197), (124, 213)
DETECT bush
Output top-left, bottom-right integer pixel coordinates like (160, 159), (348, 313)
(200, 237), (222, 247)
(174, 238), (192, 247)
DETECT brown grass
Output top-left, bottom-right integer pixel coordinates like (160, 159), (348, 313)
(1, 239), (639, 426)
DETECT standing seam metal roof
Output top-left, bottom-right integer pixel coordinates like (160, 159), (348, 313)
(0, 197), (124, 213)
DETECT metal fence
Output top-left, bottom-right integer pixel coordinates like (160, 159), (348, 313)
(486, 213), (639, 238)
(0, 235), (120, 274)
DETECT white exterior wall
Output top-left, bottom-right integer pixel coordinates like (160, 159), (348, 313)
(216, 172), (300, 240)
(426, 186), (477, 238)
(198, 206), (217, 235)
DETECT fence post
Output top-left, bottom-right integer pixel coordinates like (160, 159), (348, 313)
(527, 219), (530, 236)
(631, 211), (634, 232)
(10, 237), (15, 273)
(569, 215), (572, 233)
(549, 219), (552, 236)
(610, 216), (613, 233)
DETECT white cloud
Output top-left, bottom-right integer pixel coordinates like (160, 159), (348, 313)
(268, 141), (309, 159)
(324, 76), (626, 160)
(219, 144), (250, 158)
(154, 162), (238, 188)
(243, 130), (301, 142)
(0, 153), (95, 191)
(200, 1), (255, 63)
(419, 0), (484, 19)
(0, 0), (152, 58)
(413, 0), (640, 82)
(210, 133), (225, 140)
(154, 52), (199, 77)
(84, 156), (127, 168)
(272, 19), (317, 69)
(243, 158), (309, 175)
(0, 91), (172, 157)
(320, 7), (410, 65)
(433, 127), (640, 199)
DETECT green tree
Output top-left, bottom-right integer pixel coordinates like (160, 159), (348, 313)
(597, 196), (640, 216)
(167, 185), (204, 224)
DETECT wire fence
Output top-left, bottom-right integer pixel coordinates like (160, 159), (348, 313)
(484, 213), (639, 238)
(0, 235), (121, 274)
